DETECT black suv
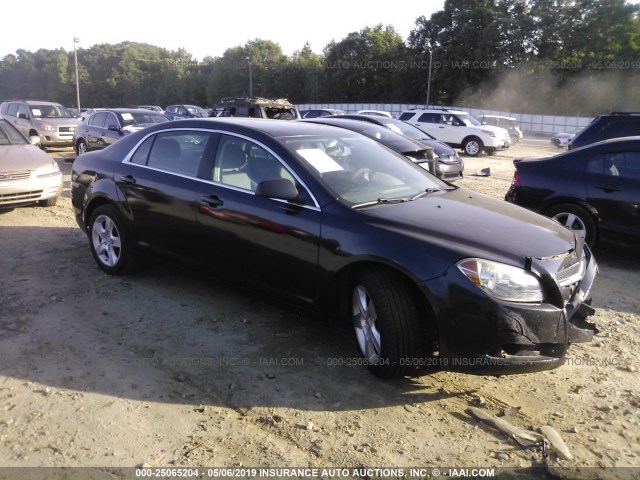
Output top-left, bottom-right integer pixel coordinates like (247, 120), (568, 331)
(210, 97), (300, 120)
(569, 112), (640, 150)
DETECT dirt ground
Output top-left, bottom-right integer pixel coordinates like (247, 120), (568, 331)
(1, 138), (639, 479)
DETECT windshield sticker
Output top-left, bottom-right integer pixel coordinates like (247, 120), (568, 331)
(297, 148), (344, 173)
(121, 113), (134, 121)
(32, 109), (42, 117)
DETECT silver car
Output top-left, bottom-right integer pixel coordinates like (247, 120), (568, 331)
(0, 119), (63, 208)
(0, 100), (80, 148)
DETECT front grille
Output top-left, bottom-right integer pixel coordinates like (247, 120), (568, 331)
(555, 250), (585, 287)
(0, 170), (31, 182)
(59, 126), (75, 133)
(0, 190), (43, 203)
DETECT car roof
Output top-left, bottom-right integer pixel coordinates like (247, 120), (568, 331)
(481, 115), (517, 120)
(153, 117), (358, 138)
(23, 100), (64, 106)
(299, 117), (431, 151)
(337, 114), (386, 125)
(98, 108), (165, 114)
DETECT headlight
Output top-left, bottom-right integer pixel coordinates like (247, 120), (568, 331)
(481, 130), (496, 137)
(37, 122), (56, 132)
(35, 160), (61, 177)
(457, 258), (543, 303)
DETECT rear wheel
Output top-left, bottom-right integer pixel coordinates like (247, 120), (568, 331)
(88, 205), (134, 274)
(351, 268), (423, 379)
(76, 139), (87, 156)
(463, 137), (483, 156)
(546, 203), (597, 248)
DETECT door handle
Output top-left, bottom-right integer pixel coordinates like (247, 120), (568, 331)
(199, 195), (224, 208)
(594, 184), (621, 193)
(119, 175), (136, 185)
(438, 126), (445, 128)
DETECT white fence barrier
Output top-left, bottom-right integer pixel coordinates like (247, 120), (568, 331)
(296, 103), (593, 134)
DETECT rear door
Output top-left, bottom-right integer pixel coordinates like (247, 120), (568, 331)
(87, 112), (107, 151)
(412, 113), (459, 144)
(102, 112), (122, 148)
(585, 149), (640, 238)
(117, 129), (216, 258)
(14, 104), (31, 137)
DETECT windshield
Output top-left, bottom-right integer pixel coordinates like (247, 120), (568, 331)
(0, 120), (28, 145)
(30, 104), (74, 118)
(383, 120), (435, 140)
(278, 133), (449, 206)
(457, 114), (481, 126)
(186, 106), (207, 117)
(119, 112), (169, 128)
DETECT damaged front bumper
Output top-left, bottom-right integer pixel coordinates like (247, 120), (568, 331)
(423, 247), (599, 375)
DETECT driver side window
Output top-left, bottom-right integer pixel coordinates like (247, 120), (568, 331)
(213, 135), (295, 192)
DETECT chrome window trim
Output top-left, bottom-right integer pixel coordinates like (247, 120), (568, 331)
(121, 127), (321, 211)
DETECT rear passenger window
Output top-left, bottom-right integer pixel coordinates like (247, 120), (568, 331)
(7, 103), (19, 116)
(398, 113), (413, 121)
(90, 112), (107, 127)
(130, 136), (154, 165)
(588, 152), (640, 179)
(417, 113), (439, 123)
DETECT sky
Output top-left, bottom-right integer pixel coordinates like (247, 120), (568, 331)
(1, 0), (445, 61)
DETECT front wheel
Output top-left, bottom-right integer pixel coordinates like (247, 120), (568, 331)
(88, 205), (134, 274)
(546, 203), (597, 248)
(39, 196), (58, 207)
(351, 269), (424, 378)
(463, 137), (483, 156)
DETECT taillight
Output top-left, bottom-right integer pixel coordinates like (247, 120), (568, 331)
(512, 170), (520, 186)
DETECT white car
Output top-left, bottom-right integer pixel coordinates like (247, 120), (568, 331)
(356, 110), (393, 118)
(551, 128), (583, 148)
(478, 114), (523, 144)
(398, 108), (511, 156)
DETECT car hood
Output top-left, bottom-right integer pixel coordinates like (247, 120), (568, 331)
(419, 139), (457, 158)
(0, 145), (54, 171)
(360, 188), (577, 263)
(473, 124), (510, 137)
(33, 117), (80, 126)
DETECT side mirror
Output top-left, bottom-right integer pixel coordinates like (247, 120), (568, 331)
(29, 136), (41, 145)
(255, 178), (303, 202)
(18, 113), (29, 120)
(107, 124), (121, 132)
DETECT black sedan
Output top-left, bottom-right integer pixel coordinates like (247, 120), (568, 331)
(72, 118), (598, 378)
(505, 136), (640, 248)
(334, 114), (464, 181)
(300, 117), (437, 174)
(74, 108), (169, 155)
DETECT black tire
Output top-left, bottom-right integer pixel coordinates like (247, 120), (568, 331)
(39, 196), (58, 207)
(88, 205), (134, 274)
(351, 268), (423, 379)
(545, 203), (597, 248)
(463, 137), (483, 156)
(76, 139), (88, 156)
